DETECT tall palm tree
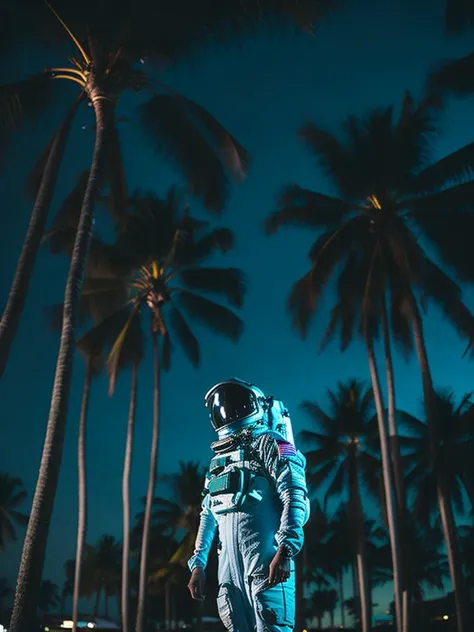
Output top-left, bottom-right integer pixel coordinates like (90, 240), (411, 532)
(265, 91), (474, 632)
(299, 380), (380, 632)
(38, 580), (61, 615)
(0, 473), (29, 550)
(77, 191), (245, 632)
(399, 389), (474, 632)
(70, 348), (102, 632)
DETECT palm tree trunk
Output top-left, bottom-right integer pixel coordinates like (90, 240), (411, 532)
(380, 295), (405, 510)
(407, 295), (436, 427)
(121, 363), (138, 632)
(104, 593), (109, 619)
(0, 99), (80, 379)
(72, 358), (93, 632)
(8, 92), (113, 632)
(365, 331), (403, 632)
(349, 465), (370, 632)
(135, 333), (161, 632)
(339, 570), (346, 629)
(437, 482), (466, 632)
(381, 297), (410, 632)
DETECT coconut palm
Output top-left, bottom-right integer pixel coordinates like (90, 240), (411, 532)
(0, 473), (29, 550)
(147, 462), (206, 630)
(265, 91), (474, 632)
(399, 389), (474, 632)
(384, 514), (449, 627)
(38, 580), (61, 615)
(69, 348), (103, 632)
(60, 560), (75, 612)
(81, 535), (122, 618)
(75, 191), (245, 632)
(299, 380), (380, 632)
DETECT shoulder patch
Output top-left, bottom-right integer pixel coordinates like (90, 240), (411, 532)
(276, 440), (296, 457)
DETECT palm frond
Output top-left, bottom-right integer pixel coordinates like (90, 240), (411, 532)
(0, 72), (54, 134)
(139, 94), (241, 212)
(104, 120), (127, 221)
(179, 267), (246, 307)
(176, 291), (243, 341)
(168, 304), (200, 367)
(288, 272), (316, 338)
(409, 181), (474, 282)
(187, 227), (234, 263)
(25, 96), (82, 198)
(427, 52), (474, 99)
(298, 122), (352, 194)
(265, 185), (355, 234)
(445, 0), (474, 31)
(408, 142), (474, 194)
(107, 302), (142, 394)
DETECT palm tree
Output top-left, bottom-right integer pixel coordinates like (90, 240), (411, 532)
(140, 462), (206, 630)
(308, 588), (338, 629)
(393, 514), (449, 627)
(60, 560), (75, 613)
(323, 504), (355, 629)
(70, 348), (103, 632)
(399, 389), (474, 632)
(38, 580), (61, 615)
(81, 535), (122, 619)
(76, 191), (245, 632)
(265, 92), (474, 632)
(299, 380), (380, 632)
(118, 331), (144, 632)
(0, 473), (29, 550)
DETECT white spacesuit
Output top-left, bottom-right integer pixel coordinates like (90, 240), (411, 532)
(188, 378), (310, 632)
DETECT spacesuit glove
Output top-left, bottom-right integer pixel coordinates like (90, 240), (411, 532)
(268, 545), (291, 586)
(188, 567), (206, 601)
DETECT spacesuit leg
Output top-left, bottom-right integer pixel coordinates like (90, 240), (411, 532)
(252, 572), (296, 632)
(216, 540), (255, 632)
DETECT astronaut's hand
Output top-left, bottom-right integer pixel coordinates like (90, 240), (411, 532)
(188, 567), (206, 601)
(268, 546), (291, 585)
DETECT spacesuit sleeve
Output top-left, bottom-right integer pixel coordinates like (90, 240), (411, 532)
(188, 488), (217, 572)
(259, 434), (310, 557)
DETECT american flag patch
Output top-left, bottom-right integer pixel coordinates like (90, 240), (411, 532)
(276, 440), (296, 457)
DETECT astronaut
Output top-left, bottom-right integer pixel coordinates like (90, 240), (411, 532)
(187, 378), (310, 632)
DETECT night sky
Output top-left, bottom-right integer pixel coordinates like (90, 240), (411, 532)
(2, 0), (474, 623)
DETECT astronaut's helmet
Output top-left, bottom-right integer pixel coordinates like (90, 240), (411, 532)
(204, 378), (269, 439)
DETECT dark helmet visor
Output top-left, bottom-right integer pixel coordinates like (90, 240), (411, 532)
(207, 384), (258, 430)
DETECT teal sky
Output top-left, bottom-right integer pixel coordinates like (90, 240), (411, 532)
(2, 0), (474, 624)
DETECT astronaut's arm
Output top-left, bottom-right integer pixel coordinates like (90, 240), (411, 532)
(261, 436), (310, 557)
(188, 490), (217, 572)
